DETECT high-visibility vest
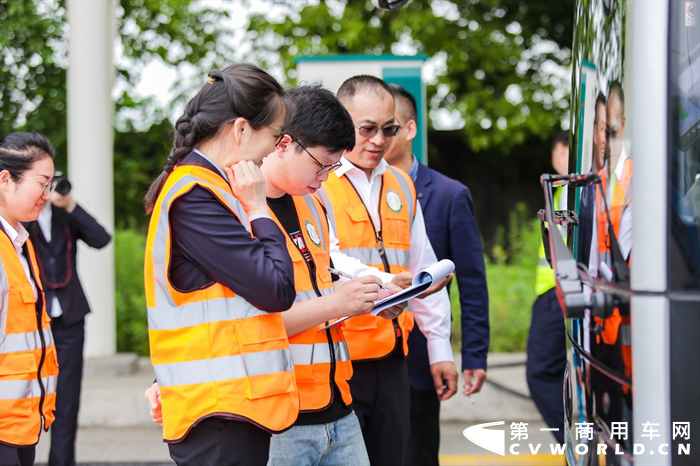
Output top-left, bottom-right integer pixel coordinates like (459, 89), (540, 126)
(269, 194), (353, 411)
(594, 158), (633, 392)
(317, 166), (416, 361)
(144, 164), (299, 442)
(535, 187), (567, 296)
(0, 230), (58, 447)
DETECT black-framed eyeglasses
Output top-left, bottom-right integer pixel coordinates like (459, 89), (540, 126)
(16, 175), (57, 196)
(293, 138), (343, 176)
(354, 123), (402, 139)
(266, 125), (286, 145)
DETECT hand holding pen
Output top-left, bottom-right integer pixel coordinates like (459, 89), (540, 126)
(327, 267), (391, 291)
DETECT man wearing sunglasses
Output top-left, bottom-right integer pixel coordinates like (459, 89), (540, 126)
(316, 75), (457, 466)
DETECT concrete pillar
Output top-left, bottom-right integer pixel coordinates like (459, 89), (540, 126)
(67, 0), (117, 358)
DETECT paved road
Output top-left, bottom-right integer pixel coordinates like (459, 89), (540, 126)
(34, 353), (570, 465)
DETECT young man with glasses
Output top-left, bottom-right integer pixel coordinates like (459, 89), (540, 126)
(146, 85), (406, 465)
(316, 75), (458, 465)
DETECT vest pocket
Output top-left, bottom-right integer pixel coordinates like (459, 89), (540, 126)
(311, 252), (331, 283)
(6, 289), (38, 334)
(0, 351), (38, 377)
(344, 204), (370, 223)
(383, 217), (410, 248)
(233, 317), (297, 400)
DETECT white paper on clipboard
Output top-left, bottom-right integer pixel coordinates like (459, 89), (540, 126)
(318, 259), (455, 332)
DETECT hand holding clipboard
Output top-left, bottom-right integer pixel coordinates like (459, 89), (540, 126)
(319, 259), (455, 331)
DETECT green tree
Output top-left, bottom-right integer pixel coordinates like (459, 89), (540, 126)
(247, 0), (573, 153)
(1, 0), (233, 168)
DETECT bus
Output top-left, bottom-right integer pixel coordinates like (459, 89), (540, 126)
(540, 1), (700, 465)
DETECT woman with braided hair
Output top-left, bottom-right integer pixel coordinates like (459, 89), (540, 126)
(143, 63), (299, 465)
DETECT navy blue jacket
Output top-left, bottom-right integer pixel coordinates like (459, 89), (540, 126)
(25, 204), (111, 327)
(167, 152), (296, 313)
(408, 163), (490, 391)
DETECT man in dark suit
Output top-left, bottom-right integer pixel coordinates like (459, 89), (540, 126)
(385, 84), (490, 466)
(24, 182), (111, 466)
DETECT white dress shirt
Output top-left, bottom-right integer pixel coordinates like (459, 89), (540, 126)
(327, 156), (454, 365)
(0, 214), (37, 300)
(37, 203), (63, 317)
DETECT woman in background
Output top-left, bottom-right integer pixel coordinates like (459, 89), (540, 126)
(0, 132), (59, 466)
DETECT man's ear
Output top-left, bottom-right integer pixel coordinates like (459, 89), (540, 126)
(405, 119), (418, 142)
(275, 134), (294, 157)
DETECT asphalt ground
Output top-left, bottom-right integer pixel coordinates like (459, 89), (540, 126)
(35, 420), (567, 465)
(33, 353), (570, 465)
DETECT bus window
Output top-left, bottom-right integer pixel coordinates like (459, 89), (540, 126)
(669, 2), (700, 291)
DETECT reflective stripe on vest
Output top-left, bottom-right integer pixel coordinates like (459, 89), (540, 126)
(269, 194), (353, 411)
(145, 164), (298, 441)
(318, 167), (416, 361)
(340, 246), (410, 269)
(290, 341), (351, 366)
(154, 349), (293, 387)
(0, 376), (58, 400)
(294, 287), (333, 304)
(0, 232), (58, 446)
(0, 327), (53, 354)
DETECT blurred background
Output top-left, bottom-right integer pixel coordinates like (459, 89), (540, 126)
(1, 0), (573, 357)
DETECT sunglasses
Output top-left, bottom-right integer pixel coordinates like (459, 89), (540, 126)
(293, 138), (343, 176)
(355, 124), (402, 139)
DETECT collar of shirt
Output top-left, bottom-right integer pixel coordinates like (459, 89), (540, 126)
(0, 214), (29, 254)
(193, 149), (228, 180)
(37, 201), (52, 242)
(407, 154), (420, 182)
(335, 155), (389, 181)
(334, 156), (390, 226)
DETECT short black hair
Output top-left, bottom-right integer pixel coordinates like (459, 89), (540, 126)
(285, 85), (355, 154)
(337, 75), (394, 106)
(594, 91), (607, 125)
(389, 84), (417, 123)
(608, 81), (624, 114)
(552, 130), (569, 150)
(0, 132), (55, 179)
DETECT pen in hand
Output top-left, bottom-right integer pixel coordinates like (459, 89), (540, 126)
(327, 267), (391, 291)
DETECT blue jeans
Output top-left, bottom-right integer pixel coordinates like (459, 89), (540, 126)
(268, 411), (369, 466)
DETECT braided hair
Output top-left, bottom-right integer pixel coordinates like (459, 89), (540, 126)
(144, 63), (288, 214)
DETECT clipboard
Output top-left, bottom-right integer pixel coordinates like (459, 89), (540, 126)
(319, 259), (455, 331)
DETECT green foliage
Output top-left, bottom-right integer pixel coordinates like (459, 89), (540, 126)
(0, 0), (67, 160)
(1, 0), (233, 166)
(451, 203), (541, 352)
(115, 229), (148, 356)
(247, 0), (573, 153)
(114, 120), (173, 230)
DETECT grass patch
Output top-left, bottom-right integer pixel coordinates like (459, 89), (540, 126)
(451, 205), (541, 353)
(115, 229), (149, 356)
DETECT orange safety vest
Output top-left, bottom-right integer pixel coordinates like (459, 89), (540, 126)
(144, 165), (299, 442)
(0, 229), (58, 447)
(594, 158), (633, 391)
(269, 194), (353, 411)
(317, 166), (416, 361)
